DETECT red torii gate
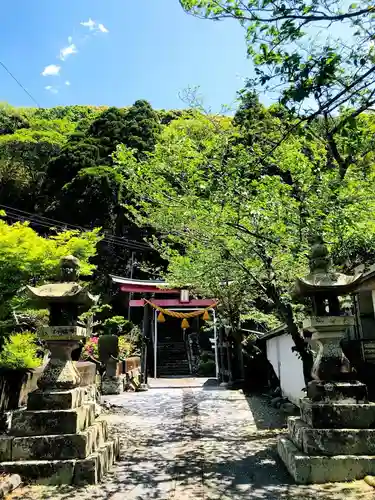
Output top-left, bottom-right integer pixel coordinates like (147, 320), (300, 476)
(110, 276), (218, 378)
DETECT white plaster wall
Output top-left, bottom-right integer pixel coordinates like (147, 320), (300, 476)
(266, 333), (305, 406)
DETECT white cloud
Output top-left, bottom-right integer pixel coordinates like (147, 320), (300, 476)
(59, 43), (77, 61)
(98, 23), (109, 33)
(42, 64), (61, 76)
(80, 18), (96, 31)
(80, 18), (109, 33)
(68, 36), (73, 44)
(45, 86), (58, 94)
(65, 80), (71, 86)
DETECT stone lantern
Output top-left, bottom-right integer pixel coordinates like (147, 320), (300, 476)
(0, 256), (120, 485)
(27, 255), (98, 391)
(294, 236), (363, 400)
(278, 238), (375, 484)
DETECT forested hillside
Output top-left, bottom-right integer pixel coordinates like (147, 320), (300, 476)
(0, 101), (190, 292)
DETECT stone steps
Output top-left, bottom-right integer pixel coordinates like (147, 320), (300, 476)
(0, 437), (120, 485)
(278, 436), (375, 484)
(0, 386), (120, 485)
(6, 420), (108, 461)
(289, 416), (375, 456)
(10, 403), (95, 437)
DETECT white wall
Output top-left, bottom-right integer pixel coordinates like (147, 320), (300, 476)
(266, 332), (305, 406)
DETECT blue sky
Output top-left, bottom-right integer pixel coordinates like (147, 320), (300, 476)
(0, 0), (253, 111)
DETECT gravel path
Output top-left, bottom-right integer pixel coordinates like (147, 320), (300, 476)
(9, 378), (374, 499)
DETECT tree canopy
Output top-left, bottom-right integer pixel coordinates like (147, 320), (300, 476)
(0, 214), (100, 346)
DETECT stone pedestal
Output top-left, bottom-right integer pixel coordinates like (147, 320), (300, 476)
(0, 326), (120, 485)
(278, 394), (375, 483)
(0, 386), (120, 485)
(278, 315), (375, 483)
(304, 316), (353, 382)
(37, 326), (87, 390)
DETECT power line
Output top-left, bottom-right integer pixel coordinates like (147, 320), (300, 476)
(1, 205), (151, 252)
(0, 60), (41, 108)
(0, 203), (150, 249)
(5, 212), (149, 252)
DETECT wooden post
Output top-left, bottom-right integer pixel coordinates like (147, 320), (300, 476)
(141, 297), (150, 384)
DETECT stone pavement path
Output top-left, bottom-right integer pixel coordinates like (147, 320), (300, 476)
(10, 377), (374, 499)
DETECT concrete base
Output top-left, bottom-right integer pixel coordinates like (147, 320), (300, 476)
(278, 437), (375, 484)
(0, 385), (119, 485)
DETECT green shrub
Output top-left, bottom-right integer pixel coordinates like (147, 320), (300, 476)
(200, 351), (214, 363)
(102, 316), (132, 336)
(0, 332), (42, 370)
(198, 359), (216, 377)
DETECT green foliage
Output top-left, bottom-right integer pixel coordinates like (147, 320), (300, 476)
(102, 315), (132, 336)
(198, 358), (216, 376)
(43, 142), (100, 197)
(121, 100), (161, 159)
(0, 103), (29, 135)
(32, 105), (106, 122)
(119, 107), (375, 381)
(0, 332), (42, 370)
(118, 336), (135, 358)
(0, 217), (100, 328)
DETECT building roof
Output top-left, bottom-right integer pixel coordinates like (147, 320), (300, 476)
(110, 275), (170, 287)
(256, 324), (288, 341)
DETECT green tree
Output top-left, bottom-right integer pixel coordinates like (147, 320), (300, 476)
(180, 1), (375, 180)
(42, 141), (100, 201)
(121, 100), (161, 159)
(0, 103), (29, 135)
(0, 214), (100, 346)
(118, 112), (375, 382)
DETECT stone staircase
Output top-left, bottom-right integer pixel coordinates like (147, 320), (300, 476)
(0, 385), (119, 484)
(157, 341), (191, 377)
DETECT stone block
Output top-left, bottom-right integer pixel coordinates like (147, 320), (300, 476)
(113, 435), (120, 459)
(300, 398), (375, 429)
(307, 381), (368, 403)
(73, 440), (117, 485)
(11, 420), (105, 460)
(76, 361), (96, 387)
(27, 388), (85, 411)
(0, 459), (76, 485)
(0, 436), (13, 461)
(10, 403), (95, 436)
(102, 376), (124, 395)
(289, 417), (375, 456)
(74, 453), (99, 485)
(89, 420), (106, 452)
(278, 436), (375, 484)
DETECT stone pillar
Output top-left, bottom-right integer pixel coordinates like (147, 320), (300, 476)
(37, 326), (89, 390)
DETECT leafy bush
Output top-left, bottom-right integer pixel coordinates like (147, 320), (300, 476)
(102, 316), (132, 336)
(0, 332), (42, 370)
(197, 359), (216, 377)
(118, 336), (133, 358)
(200, 350), (214, 363)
